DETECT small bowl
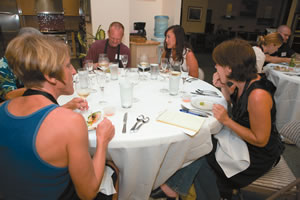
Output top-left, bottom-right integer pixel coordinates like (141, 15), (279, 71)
(103, 106), (116, 116)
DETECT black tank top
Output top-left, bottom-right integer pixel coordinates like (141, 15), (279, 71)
(206, 74), (284, 188)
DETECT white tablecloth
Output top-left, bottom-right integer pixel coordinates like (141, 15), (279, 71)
(264, 64), (300, 131)
(58, 75), (227, 200)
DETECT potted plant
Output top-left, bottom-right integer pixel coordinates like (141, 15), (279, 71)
(77, 25), (106, 58)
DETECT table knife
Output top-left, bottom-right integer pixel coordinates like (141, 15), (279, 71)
(122, 112), (128, 133)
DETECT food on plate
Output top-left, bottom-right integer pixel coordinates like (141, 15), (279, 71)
(273, 65), (290, 72)
(86, 111), (102, 127)
(191, 98), (214, 111)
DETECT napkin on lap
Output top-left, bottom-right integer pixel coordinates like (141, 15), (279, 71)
(99, 165), (116, 195)
(214, 127), (250, 178)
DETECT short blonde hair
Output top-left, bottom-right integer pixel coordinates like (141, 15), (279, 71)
(5, 34), (70, 88)
(257, 32), (283, 46)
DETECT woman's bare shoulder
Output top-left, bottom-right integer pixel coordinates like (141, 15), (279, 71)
(47, 107), (87, 129)
(248, 88), (273, 109)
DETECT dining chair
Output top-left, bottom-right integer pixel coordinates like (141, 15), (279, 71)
(106, 161), (119, 200)
(183, 121), (300, 200)
(242, 120), (300, 200)
(280, 121), (300, 148)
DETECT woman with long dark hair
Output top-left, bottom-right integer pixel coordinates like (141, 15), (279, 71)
(162, 25), (199, 78)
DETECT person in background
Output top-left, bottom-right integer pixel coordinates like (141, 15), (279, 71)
(161, 25), (199, 78)
(0, 27), (88, 111)
(0, 34), (117, 200)
(0, 27), (41, 102)
(268, 25), (295, 63)
(85, 21), (131, 68)
(252, 32), (283, 73)
(151, 39), (284, 200)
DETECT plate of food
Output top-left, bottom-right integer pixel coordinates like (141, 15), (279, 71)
(86, 111), (102, 130)
(273, 65), (291, 72)
(191, 97), (214, 111)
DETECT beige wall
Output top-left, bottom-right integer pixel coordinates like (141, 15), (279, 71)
(162, 0), (182, 27)
(90, 0), (130, 45)
(181, 0), (208, 33)
(90, 0), (181, 44)
(129, 0), (162, 39)
(129, 0), (181, 39)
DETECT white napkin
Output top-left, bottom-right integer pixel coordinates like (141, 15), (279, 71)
(214, 127), (250, 178)
(99, 166), (116, 195)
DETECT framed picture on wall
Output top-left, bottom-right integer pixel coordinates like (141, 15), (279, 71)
(187, 6), (202, 22)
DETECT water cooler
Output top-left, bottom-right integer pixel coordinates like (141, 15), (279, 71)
(151, 15), (169, 63)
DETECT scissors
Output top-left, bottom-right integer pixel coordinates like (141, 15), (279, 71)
(130, 115), (150, 133)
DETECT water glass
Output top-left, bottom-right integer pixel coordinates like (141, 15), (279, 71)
(109, 62), (119, 80)
(126, 68), (140, 102)
(150, 63), (159, 80)
(126, 68), (140, 85)
(96, 70), (107, 104)
(78, 68), (89, 88)
(169, 71), (181, 96)
(119, 80), (133, 108)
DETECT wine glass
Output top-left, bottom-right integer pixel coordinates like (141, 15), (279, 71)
(121, 55), (128, 68)
(95, 70), (107, 105)
(159, 58), (170, 93)
(98, 54), (109, 72)
(126, 68), (140, 102)
(75, 80), (90, 113)
(120, 54), (128, 77)
(171, 60), (181, 72)
(139, 54), (149, 80)
(180, 63), (189, 94)
(84, 59), (94, 73)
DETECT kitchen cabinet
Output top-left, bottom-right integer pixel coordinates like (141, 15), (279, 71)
(17, 0), (36, 15)
(63, 0), (80, 16)
(130, 40), (160, 67)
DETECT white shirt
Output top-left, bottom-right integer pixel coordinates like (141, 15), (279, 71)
(252, 46), (266, 73)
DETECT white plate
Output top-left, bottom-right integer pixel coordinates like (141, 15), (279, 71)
(191, 97), (214, 111)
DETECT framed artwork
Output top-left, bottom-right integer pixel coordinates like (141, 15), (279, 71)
(239, 0), (258, 17)
(187, 6), (202, 22)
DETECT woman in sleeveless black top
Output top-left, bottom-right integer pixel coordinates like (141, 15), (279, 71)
(150, 39), (284, 200)
(206, 39), (284, 198)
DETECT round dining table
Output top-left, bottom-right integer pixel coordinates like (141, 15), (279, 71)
(58, 73), (227, 200)
(264, 63), (300, 131)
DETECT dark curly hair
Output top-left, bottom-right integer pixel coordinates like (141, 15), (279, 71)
(164, 25), (191, 64)
(212, 38), (257, 82)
